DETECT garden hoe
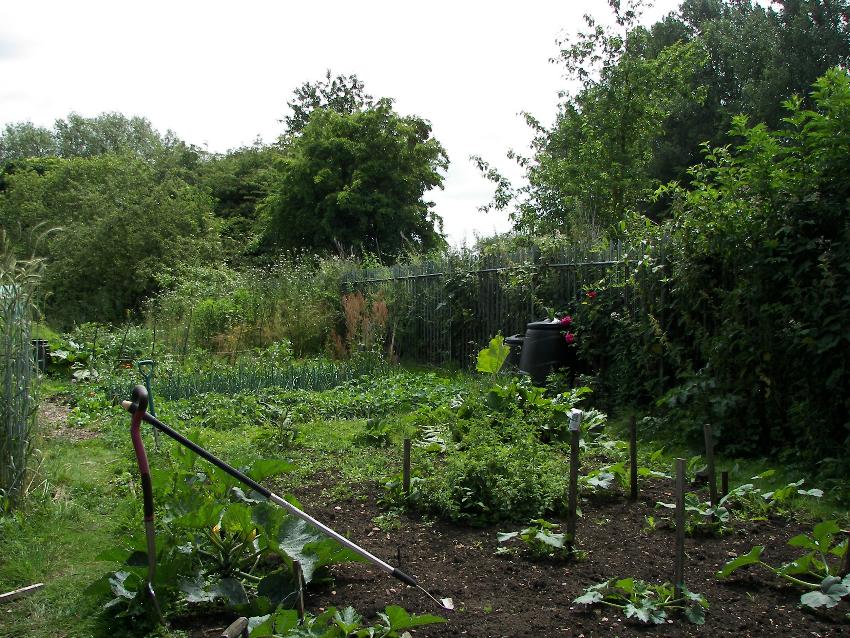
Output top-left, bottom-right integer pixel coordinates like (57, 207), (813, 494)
(123, 385), (453, 621)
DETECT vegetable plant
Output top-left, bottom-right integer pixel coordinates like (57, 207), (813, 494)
(717, 520), (850, 610)
(655, 492), (731, 536)
(249, 604), (445, 637)
(496, 519), (572, 560)
(574, 578), (708, 625)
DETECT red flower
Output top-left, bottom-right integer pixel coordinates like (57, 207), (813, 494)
(564, 332), (576, 344)
(586, 290), (597, 299)
(559, 315), (573, 326)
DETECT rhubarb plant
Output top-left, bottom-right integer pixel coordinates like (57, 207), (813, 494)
(573, 578), (708, 625)
(717, 520), (850, 610)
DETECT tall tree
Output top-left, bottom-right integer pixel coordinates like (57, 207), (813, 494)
(509, 0), (705, 235)
(261, 99), (448, 260)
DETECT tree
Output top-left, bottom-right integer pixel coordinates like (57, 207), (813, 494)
(0, 154), (219, 325)
(648, 0), (850, 184)
(0, 122), (58, 164)
(198, 141), (283, 258)
(504, 0), (705, 236)
(260, 99), (448, 260)
(282, 70), (373, 137)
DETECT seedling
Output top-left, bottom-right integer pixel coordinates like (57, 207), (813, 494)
(717, 520), (850, 610)
(573, 578), (708, 625)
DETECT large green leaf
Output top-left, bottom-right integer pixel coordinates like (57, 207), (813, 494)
(210, 577), (249, 606)
(573, 589), (604, 605)
(717, 545), (764, 578)
(246, 459), (295, 483)
(276, 517), (364, 583)
(381, 605), (446, 630)
(685, 603), (706, 625)
(476, 335), (510, 375)
(257, 569), (299, 607)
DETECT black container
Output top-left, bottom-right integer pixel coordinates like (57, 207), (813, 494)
(31, 339), (50, 372)
(503, 334), (525, 370)
(518, 319), (572, 385)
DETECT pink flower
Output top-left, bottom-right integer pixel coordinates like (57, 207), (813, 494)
(586, 290), (597, 299)
(564, 332), (576, 344)
(559, 315), (573, 326)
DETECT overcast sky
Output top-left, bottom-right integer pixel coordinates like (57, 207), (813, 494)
(0, 0), (682, 245)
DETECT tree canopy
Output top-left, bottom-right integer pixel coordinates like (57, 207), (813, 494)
(260, 98), (448, 260)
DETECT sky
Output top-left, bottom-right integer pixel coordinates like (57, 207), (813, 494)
(0, 0), (682, 246)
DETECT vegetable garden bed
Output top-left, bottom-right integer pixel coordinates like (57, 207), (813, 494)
(179, 471), (847, 637)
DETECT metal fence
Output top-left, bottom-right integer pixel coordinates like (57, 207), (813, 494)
(342, 242), (632, 367)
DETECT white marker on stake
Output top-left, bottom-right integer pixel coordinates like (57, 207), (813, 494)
(569, 408), (583, 432)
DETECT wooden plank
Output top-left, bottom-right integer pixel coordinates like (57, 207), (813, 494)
(0, 583), (44, 604)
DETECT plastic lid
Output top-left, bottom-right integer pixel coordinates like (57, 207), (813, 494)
(525, 318), (566, 331)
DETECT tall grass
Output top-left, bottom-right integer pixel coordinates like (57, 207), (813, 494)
(0, 234), (44, 510)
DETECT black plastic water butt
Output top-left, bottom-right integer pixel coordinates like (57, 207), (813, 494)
(518, 319), (572, 385)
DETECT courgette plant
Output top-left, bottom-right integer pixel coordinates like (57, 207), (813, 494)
(90, 429), (363, 617)
(717, 520), (850, 610)
(249, 604), (445, 638)
(573, 577), (708, 625)
(496, 519), (572, 560)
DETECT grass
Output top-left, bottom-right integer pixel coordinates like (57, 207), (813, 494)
(0, 439), (136, 638)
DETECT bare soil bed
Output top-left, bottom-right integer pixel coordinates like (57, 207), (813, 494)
(185, 471), (849, 638)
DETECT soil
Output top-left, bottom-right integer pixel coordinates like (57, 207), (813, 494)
(40, 397), (98, 441)
(185, 471), (850, 638)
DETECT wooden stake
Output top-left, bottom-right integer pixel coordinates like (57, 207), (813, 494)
(293, 560), (305, 622)
(721, 470), (729, 499)
(841, 528), (850, 578)
(629, 415), (638, 501)
(566, 410), (582, 553)
(703, 424), (718, 508)
(0, 583), (44, 604)
(674, 458), (686, 599)
(402, 438), (411, 496)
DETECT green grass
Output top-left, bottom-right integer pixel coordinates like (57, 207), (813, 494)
(0, 439), (137, 638)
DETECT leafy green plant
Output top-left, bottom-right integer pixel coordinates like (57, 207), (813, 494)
(717, 520), (850, 610)
(496, 519), (572, 560)
(249, 604), (445, 637)
(0, 234), (44, 511)
(720, 470), (823, 520)
(655, 492), (731, 536)
(574, 578), (708, 625)
(411, 420), (569, 524)
(476, 334), (510, 377)
(90, 430), (363, 617)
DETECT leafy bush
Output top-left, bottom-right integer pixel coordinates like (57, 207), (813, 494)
(411, 420), (569, 524)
